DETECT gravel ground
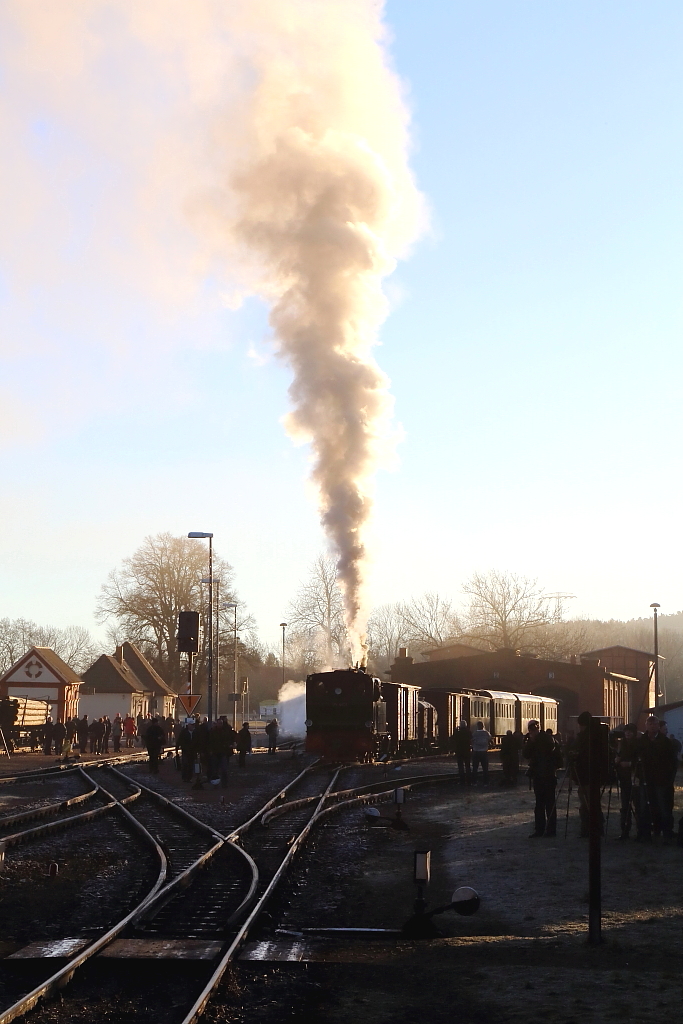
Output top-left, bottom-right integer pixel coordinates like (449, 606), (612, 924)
(0, 810), (158, 944)
(204, 770), (683, 1023)
(0, 773), (91, 817)
(118, 751), (321, 833)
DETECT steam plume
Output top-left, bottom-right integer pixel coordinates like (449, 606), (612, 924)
(0, 1), (422, 655)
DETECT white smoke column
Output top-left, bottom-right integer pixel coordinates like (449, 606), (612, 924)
(277, 680), (306, 740)
(0, 2), (422, 651)
(214, 2), (422, 660)
(224, 4), (419, 659)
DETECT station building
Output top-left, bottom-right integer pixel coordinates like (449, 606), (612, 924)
(389, 644), (642, 734)
(80, 643), (177, 721)
(0, 647), (81, 722)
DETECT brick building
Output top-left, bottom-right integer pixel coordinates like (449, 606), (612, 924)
(580, 646), (659, 727)
(389, 646), (636, 733)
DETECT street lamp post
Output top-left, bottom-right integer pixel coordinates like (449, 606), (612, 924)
(280, 622), (287, 692)
(650, 603), (661, 708)
(189, 532), (214, 723)
(222, 602), (238, 729)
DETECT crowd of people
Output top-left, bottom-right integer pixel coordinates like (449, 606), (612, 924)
(447, 712), (681, 842)
(36, 711), (280, 784)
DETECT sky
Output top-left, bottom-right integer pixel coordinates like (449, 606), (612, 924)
(1, 1), (683, 653)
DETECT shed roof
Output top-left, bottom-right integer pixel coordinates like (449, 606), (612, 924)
(647, 700), (683, 713)
(121, 643), (176, 697)
(581, 645), (662, 661)
(82, 655), (146, 695)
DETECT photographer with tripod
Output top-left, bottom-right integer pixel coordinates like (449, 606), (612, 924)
(614, 724), (638, 840)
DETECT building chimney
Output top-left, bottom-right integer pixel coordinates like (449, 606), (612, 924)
(115, 646), (124, 665)
(398, 647), (407, 659)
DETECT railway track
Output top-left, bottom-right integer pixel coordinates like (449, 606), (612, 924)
(0, 757), (470, 1024)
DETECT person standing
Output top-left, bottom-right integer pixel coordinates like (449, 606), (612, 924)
(637, 716), (677, 839)
(523, 720), (562, 837)
(471, 721), (492, 784)
(212, 718), (236, 787)
(145, 717), (166, 774)
(614, 724), (638, 840)
(102, 716), (112, 754)
(500, 729), (519, 786)
(123, 714), (136, 748)
(52, 719), (66, 758)
(236, 722), (252, 767)
(76, 715), (89, 755)
(265, 718), (279, 755)
(569, 711), (605, 838)
(453, 722), (472, 784)
(175, 719), (196, 782)
(112, 714), (123, 753)
(66, 717), (78, 753)
(42, 717), (54, 756)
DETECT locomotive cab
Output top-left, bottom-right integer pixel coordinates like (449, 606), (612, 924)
(305, 668), (388, 761)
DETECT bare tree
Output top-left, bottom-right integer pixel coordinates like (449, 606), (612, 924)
(0, 618), (99, 674)
(366, 602), (409, 671)
(400, 593), (462, 651)
(96, 532), (242, 690)
(462, 571), (558, 652)
(286, 555), (349, 668)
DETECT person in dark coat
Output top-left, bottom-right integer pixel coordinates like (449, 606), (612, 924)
(76, 715), (89, 754)
(614, 724), (638, 839)
(523, 720), (562, 837)
(112, 714), (123, 753)
(66, 717), (78, 752)
(236, 723), (252, 767)
(452, 722), (472, 784)
(636, 716), (678, 839)
(500, 729), (519, 786)
(102, 716), (112, 754)
(210, 718), (236, 786)
(42, 717), (54, 756)
(175, 720), (196, 782)
(52, 720), (66, 757)
(265, 719), (279, 754)
(145, 717), (166, 774)
(89, 718), (105, 754)
(568, 711), (604, 837)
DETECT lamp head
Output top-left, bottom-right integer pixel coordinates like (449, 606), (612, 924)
(650, 603), (660, 609)
(280, 622), (287, 628)
(188, 532), (213, 539)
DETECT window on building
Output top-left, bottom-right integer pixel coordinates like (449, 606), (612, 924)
(548, 671), (554, 679)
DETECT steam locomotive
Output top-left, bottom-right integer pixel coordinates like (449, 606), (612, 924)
(305, 667), (559, 761)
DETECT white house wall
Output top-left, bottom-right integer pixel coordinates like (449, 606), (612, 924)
(660, 706), (683, 747)
(78, 693), (148, 721)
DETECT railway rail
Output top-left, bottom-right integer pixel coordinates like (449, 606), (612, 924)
(0, 756), (469, 1024)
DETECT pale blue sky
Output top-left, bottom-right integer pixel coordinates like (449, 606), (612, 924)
(2, 1), (682, 651)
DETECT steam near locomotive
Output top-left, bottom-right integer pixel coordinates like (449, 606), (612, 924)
(305, 667), (559, 761)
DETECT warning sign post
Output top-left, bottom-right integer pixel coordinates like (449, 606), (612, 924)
(177, 694), (201, 717)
